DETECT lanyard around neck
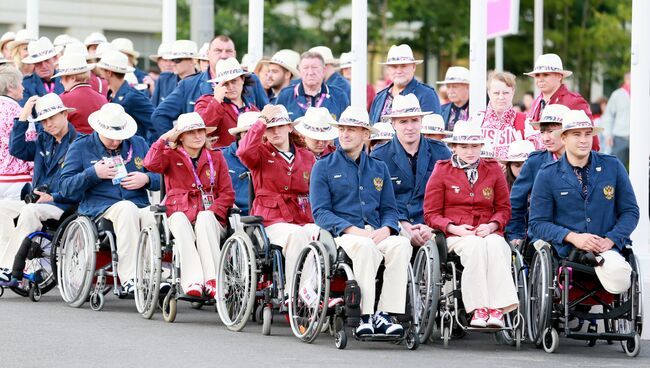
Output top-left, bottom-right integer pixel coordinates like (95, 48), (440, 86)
(294, 83), (328, 111)
(178, 146), (215, 190)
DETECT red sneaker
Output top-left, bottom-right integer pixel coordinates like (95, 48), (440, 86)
(205, 279), (216, 299)
(487, 309), (505, 328)
(185, 283), (203, 298)
(470, 307), (488, 327)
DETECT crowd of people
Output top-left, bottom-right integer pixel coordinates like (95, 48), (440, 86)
(0, 29), (640, 337)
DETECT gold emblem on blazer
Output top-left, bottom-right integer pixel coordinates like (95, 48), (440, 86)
(373, 177), (384, 191)
(603, 185), (615, 200)
(303, 171), (310, 182)
(134, 157), (143, 170)
(482, 186), (493, 199)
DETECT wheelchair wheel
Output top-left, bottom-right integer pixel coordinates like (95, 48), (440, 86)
(623, 334), (641, 357)
(528, 244), (553, 347)
(542, 327), (559, 353)
(334, 328), (347, 350)
(57, 216), (96, 307)
(216, 231), (257, 331)
(262, 306), (272, 336)
(497, 249), (528, 346)
(288, 242), (330, 343)
(10, 232), (58, 298)
(413, 241), (440, 344)
(135, 225), (162, 319)
(162, 288), (177, 323)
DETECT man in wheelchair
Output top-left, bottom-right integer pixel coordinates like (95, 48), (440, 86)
(529, 109), (639, 295)
(59, 103), (161, 294)
(310, 106), (412, 337)
(0, 94), (77, 286)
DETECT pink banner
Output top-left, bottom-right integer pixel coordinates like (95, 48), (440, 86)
(487, 0), (519, 39)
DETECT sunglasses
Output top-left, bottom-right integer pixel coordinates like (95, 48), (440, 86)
(173, 58), (191, 64)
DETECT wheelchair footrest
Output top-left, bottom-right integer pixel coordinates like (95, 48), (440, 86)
(465, 326), (512, 333)
(566, 331), (637, 342)
(352, 333), (404, 342)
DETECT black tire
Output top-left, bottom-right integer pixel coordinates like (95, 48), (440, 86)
(413, 241), (441, 344)
(528, 245), (553, 347)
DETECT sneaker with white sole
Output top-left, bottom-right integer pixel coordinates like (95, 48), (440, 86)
(373, 311), (403, 336)
(121, 279), (135, 295)
(486, 309), (505, 328)
(355, 315), (374, 336)
(470, 307), (488, 327)
(0, 269), (11, 283)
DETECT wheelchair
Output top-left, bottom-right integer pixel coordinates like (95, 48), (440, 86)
(426, 230), (527, 349)
(526, 241), (642, 357)
(286, 229), (420, 350)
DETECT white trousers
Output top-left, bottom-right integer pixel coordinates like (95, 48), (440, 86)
(0, 182), (29, 201)
(168, 211), (224, 290)
(99, 201), (155, 282)
(0, 200), (63, 268)
(335, 233), (412, 315)
(265, 223), (320, 296)
(447, 234), (519, 313)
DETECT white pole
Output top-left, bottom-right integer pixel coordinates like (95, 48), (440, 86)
(247, 0), (264, 66)
(26, 0), (39, 38)
(162, 0), (177, 44)
(495, 36), (503, 72)
(190, 0), (214, 47)
(350, 0), (367, 110)
(630, 0), (650, 340)
(533, 0), (543, 95)
(469, 0), (487, 115)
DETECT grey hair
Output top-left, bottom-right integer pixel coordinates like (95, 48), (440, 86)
(0, 64), (22, 96)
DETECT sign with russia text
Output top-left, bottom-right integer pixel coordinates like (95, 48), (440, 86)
(487, 0), (520, 39)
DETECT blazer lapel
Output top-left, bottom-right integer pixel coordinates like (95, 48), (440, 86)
(413, 137), (431, 192)
(558, 156), (583, 194)
(391, 140), (415, 187)
(586, 153), (602, 199)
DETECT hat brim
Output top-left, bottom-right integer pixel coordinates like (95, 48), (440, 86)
(294, 122), (339, 141)
(206, 71), (248, 84)
(421, 129), (452, 135)
(524, 70), (573, 78)
(34, 107), (76, 122)
(163, 54), (198, 61)
(22, 50), (58, 64)
(0, 39), (13, 51)
(148, 55), (161, 62)
(330, 121), (379, 135)
(266, 119), (298, 129)
(382, 110), (432, 119)
(169, 126), (217, 142)
(52, 64), (96, 78)
(7, 39), (30, 51)
(442, 137), (487, 144)
(89, 114), (138, 140)
(264, 60), (300, 78)
(553, 126), (604, 137)
(119, 49), (140, 59)
(379, 60), (424, 65)
(435, 80), (470, 85)
(500, 157), (528, 163)
(0, 58), (11, 64)
(228, 126), (253, 136)
(96, 62), (135, 74)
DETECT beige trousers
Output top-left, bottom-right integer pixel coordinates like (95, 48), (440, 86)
(99, 201), (155, 282)
(447, 234), (519, 313)
(335, 233), (412, 315)
(0, 200), (63, 268)
(265, 223), (320, 296)
(168, 211), (224, 290)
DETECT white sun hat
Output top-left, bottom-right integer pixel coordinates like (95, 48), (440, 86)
(443, 120), (487, 144)
(22, 37), (57, 64)
(7, 29), (36, 51)
(294, 107), (339, 141)
(207, 57), (248, 84)
(88, 103), (137, 140)
(525, 53), (572, 78)
(370, 122), (395, 141)
(264, 49), (300, 77)
(149, 42), (172, 62)
(169, 112), (216, 142)
(229, 111), (263, 136)
(96, 50), (135, 74)
(421, 114), (451, 135)
(196, 42), (209, 61)
(530, 103), (570, 128)
(338, 52), (352, 69)
(111, 37), (140, 59)
(265, 105), (296, 128)
(594, 251), (632, 294)
(436, 66), (471, 85)
(164, 40), (198, 60)
(331, 106), (379, 134)
(379, 44), (423, 65)
(0, 56), (11, 64)
(501, 140), (536, 162)
(33, 93), (76, 122)
(84, 32), (108, 47)
(309, 46), (339, 65)
(553, 109), (603, 137)
(92, 42), (118, 60)
(382, 93), (432, 119)
(63, 41), (89, 58)
(0, 31), (16, 51)
(480, 140), (495, 158)
(52, 53), (95, 78)
(53, 34), (78, 53)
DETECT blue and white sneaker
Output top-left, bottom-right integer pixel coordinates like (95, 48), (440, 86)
(0, 277), (19, 287)
(373, 311), (403, 336)
(0, 269), (11, 283)
(355, 315), (374, 336)
(121, 279), (135, 295)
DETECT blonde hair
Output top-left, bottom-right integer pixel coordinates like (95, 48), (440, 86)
(10, 44), (32, 75)
(488, 71), (517, 91)
(0, 64), (23, 95)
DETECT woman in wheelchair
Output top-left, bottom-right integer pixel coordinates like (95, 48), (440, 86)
(236, 104), (318, 298)
(144, 112), (235, 298)
(423, 120), (518, 328)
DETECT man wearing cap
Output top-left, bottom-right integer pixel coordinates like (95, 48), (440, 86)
(276, 51), (350, 120)
(0, 94), (77, 285)
(438, 66), (470, 131)
(151, 40), (198, 108)
(506, 104), (570, 248)
(371, 94), (451, 246)
(310, 106), (412, 336)
(339, 51), (376, 111)
(57, 53), (108, 134)
(19, 37), (64, 106)
(264, 49), (300, 104)
(96, 50), (155, 142)
(369, 44), (441, 124)
(151, 35), (269, 136)
(529, 109), (639, 294)
(59, 103), (160, 293)
(309, 46), (351, 100)
(525, 53), (599, 151)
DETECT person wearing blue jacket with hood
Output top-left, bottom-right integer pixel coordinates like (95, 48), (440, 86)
(529, 110), (639, 295)
(59, 103), (160, 294)
(0, 94), (77, 285)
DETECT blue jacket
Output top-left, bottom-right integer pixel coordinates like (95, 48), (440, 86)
(506, 150), (555, 241)
(310, 147), (400, 236)
(529, 152), (639, 258)
(134, 67), (147, 83)
(276, 82), (349, 120)
(221, 141), (250, 215)
(59, 132), (161, 217)
(9, 121), (77, 210)
(150, 68), (269, 138)
(20, 74), (64, 106)
(151, 72), (179, 108)
(109, 81), (155, 142)
(326, 72), (351, 100)
(369, 78), (440, 124)
(370, 136), (451, 224)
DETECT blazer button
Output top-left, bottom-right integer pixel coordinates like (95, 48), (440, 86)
(359, 186), (364, 190)
(287, 172), (291, 175)
(191, 183), (196, 187)
(469, 193), (474, 197)
(586, 217), (591, 223)
(361, 201), (365, 205)
(284, 186), (289, 190)
(193, 205), (197, 208)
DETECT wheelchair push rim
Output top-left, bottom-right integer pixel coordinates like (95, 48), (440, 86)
(135, 224), (162, 319)
(57, 216), (96, 307)
(413, 240), (441, 344)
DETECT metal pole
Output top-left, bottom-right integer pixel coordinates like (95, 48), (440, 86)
(350, 0), (367, 109)
(247, 0), (264, 66)
(534, 0), (543, 95)
(162, 0), (177, 44)
(469, 0), (487, 115)
(191, 0), (214, 47)
(495, 36), (503, 72)
(26, 0), (39, 38)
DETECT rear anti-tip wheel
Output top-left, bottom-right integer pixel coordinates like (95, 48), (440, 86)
(542, 327), (559, 353)
(624, 334), (641, 357)
(335, 329), (347, 350)
(262, 306), (272, 335)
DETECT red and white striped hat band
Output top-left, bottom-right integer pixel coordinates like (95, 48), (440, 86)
(94, 120), (128, 131)
(301, 124), (335, 133)
(216, 68), (245, 80)
(267, 115), (292, 125)
(508, 152), (530, 159)
(390, 106), (423, 115)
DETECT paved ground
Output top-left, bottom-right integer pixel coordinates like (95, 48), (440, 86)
(0, 292), (648, 368)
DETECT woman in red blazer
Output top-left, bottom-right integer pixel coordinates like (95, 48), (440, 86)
(144, 112), (235, 298)
(237, 104), (318, 297)
(423, 120), (518, 329)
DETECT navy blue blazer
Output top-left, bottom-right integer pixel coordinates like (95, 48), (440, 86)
(108, 81), (155, 142)
(151, 72), (179, 108)
(20, 73), (64, 106)
(369, 78), (440, 124)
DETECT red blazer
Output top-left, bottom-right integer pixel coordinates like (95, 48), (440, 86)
(423, 159), (511, 237)
(59, 84), (108, 134)
(194, 94), (260, 148)
(237, 120), (315, 227)
(144, 139), (235, 224)
(89, 74), (109, 98)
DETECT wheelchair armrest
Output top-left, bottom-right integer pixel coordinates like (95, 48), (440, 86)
(96, 218), (114, 235)
(432, 230), (448, 266)
(228, 207), (241, 216)
(150, 204), (167, 213)
(240, 215), (264, 224)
